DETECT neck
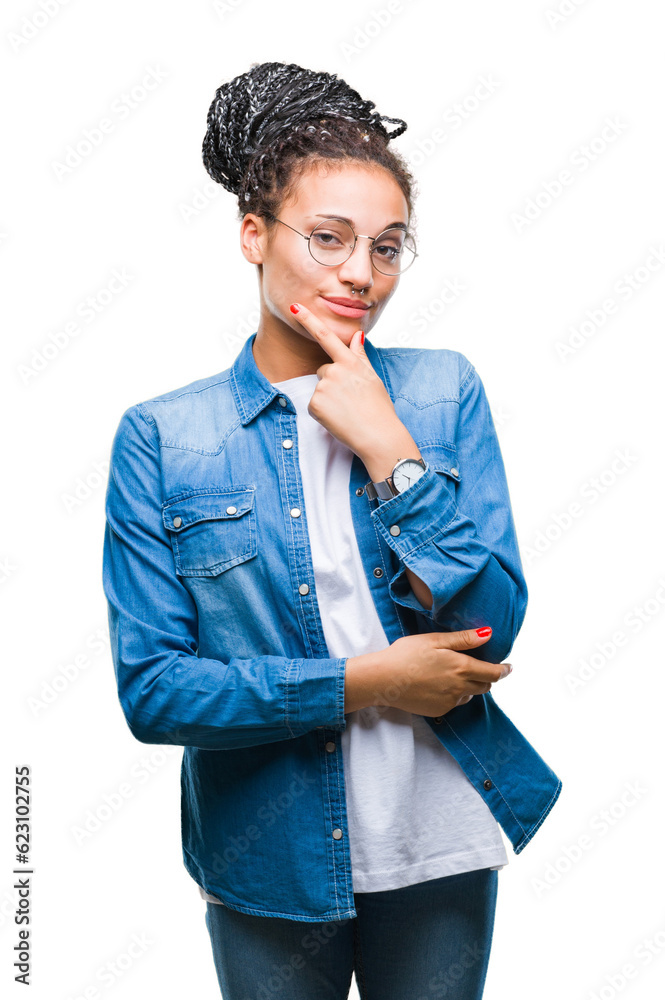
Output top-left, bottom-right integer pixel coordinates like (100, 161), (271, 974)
(251, 318), (335, 382)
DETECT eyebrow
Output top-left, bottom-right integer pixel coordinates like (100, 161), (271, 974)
(312, 214), (408, 231)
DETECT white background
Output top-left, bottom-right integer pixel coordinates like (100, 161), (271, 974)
(3, 1), (664, 998)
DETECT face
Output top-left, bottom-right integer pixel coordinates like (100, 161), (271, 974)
(240, 159), (410, 349)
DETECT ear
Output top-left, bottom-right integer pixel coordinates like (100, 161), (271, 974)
(240, 213), (268, 264)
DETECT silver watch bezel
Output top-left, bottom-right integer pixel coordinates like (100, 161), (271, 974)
(391, 457), (427, 493)
(365, 456), (427, 501)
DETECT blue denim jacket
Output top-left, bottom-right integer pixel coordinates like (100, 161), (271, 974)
(102, 331), (562, 922)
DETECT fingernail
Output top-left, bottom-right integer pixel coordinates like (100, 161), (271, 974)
(504, 663), (513, 673)
(290, 303), (300, 314)
(476, 626), (492, 637)
(360, 331), (365, 345)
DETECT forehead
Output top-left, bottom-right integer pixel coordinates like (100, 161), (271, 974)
(283, 159), (409, 229)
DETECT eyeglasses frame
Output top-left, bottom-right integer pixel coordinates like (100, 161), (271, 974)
(263, 212), (418, 275)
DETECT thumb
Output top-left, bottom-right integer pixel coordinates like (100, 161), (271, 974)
(434, 626), (494, 652)
(349, 328), (369, 361)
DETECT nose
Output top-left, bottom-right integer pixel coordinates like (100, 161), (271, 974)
(336, 237), (374, 291)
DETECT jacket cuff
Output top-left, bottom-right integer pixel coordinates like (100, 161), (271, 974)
(369, 462), (457, 554)
(293, 656), (348, 734)
(369, 463), (492, 619)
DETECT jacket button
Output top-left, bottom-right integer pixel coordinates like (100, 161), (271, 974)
(389, 525), (401, 536)
(173, 516), (182, 528)
(282, 439), (293, 449)
(434, 716), (443, 724)
(483, 779), (493, 790)
(298, 584), (309, 595)
(325, 741), (336, 753)
(373, 567), (383, 577)
(356, 487), (364, 496)
(332, 828), (343, 840)
(226, 506), (237, 515)
(290, 507), (301, 518)
(278, 397), (287, 406)
(450, 467), (459, 477)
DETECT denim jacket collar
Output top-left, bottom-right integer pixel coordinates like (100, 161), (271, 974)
(230, 331), (391, 425)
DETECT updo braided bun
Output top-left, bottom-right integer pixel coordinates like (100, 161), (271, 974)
(202, 61), (417, 227)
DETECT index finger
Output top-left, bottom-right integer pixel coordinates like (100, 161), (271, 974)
(289, 302), (356, 363)
(455, 653), (513, 683)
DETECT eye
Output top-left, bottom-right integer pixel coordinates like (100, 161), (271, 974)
(312, 230), (344, 247)
(373, 242), (400, 261)
(372, 230), (406, 261)
(309, 220), (355, 253)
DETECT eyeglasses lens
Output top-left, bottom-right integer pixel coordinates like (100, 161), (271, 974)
(308, 220), (416, 274)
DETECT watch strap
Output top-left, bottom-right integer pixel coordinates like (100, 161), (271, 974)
(365, 477), (399, 501)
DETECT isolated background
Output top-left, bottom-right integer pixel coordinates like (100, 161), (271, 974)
(3, 1), (664, 997)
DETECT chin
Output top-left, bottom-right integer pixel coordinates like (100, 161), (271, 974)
(310, 327), (351, 345)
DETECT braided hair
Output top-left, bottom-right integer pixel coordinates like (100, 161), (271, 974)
(202, 61), (417, 233)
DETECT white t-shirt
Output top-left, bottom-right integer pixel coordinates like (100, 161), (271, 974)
(200, 372), (506, 904)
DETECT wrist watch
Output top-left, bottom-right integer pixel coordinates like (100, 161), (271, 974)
(365, 456), (427, 501)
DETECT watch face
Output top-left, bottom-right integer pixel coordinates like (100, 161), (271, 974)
(392, 459), (426, 493)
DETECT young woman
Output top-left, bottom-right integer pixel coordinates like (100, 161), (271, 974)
(103, 61), (562, 999)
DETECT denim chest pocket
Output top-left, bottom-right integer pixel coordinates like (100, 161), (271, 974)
(162, 488), (256, 577)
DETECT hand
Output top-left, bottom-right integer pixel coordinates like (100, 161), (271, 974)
(289, 301), (409, 461)
(344, 627), (513, 717)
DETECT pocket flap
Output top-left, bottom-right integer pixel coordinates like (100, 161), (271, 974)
(162, 488), (255, 532)
(162, 488), (257, 577)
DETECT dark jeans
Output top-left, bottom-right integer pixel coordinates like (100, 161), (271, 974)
(204, 867), (499, 999)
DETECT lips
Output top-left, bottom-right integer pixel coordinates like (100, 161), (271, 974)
(322, 296), (370, 310)
(320, 296), (371, 319)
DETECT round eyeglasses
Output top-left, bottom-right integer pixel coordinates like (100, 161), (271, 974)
(265, 213), (418, 276)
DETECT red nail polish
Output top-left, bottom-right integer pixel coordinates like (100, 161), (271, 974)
(290, 303), (300, 314)
(476, 626), (492, 637)
(360, 331), (365, 345)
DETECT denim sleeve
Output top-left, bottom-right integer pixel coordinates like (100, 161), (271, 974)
(370, 360), (528, 664)
(102, 404), (347, 750)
